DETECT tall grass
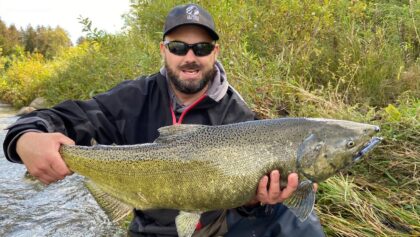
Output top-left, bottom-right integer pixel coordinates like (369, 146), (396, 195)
(0, 0), (419, 235)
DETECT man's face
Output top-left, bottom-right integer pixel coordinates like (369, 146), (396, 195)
(160, 25), (219, 95)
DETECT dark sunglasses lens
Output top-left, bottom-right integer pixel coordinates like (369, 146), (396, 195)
(192, 43), (215, 56)
(166, 42), (215, 56)
(167, 42), (189, 55)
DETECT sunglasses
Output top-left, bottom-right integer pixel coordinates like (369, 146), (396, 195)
(164, 40), (215, 56)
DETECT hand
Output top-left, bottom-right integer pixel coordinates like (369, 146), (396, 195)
(16, 132), (75, 184)
(247, 170), (318, 206)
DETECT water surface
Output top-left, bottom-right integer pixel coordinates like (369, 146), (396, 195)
(0, 103), (124, 237)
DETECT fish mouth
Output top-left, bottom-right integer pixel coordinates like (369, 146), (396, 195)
(353, 137), (382, 162)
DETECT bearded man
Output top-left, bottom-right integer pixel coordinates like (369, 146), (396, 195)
(3, 3), (325, 237)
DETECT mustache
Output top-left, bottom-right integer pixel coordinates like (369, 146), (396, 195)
(179, 62), (201, 71)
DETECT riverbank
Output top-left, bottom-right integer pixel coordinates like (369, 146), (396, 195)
(0, 101), (16, 119)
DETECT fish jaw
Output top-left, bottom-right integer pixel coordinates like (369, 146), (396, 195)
(353, 136), (382, 162)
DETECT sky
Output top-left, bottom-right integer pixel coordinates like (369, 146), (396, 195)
(0, 0), (131, 44)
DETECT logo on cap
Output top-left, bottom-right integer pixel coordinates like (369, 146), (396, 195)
(186, 5), (200, 21)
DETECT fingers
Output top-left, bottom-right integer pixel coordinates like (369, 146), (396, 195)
(41, 148), (71, 183)
(256, 171), (281, 205)
(18, 132), (73, 185)
(256, 171), (300, 205)
(30, 161), (70, 185)
(55, 133), (75, 145)
(50, 155), (72, 178)
(256, 175), (269, 202)
(268, 170), (281, 202)
(29, 158), (63, 184)
(37, 173), (59, 184)
(278, 173), (298, 201)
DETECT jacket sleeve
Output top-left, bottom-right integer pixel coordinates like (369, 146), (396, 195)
(2, 79), (139, 163)
(3, 99), (122, 163)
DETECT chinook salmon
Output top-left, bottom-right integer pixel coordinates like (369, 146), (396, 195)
(59, 118), (381, 237)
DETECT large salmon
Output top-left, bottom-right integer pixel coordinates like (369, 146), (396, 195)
(60, 118), (381, 236)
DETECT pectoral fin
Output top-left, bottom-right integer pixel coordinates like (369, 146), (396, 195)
(175, 211), (201, 237)
(282, 180), (315, 221)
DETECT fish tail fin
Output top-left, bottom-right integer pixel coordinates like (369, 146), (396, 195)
(85, 180), (133, 224)
(175, 211), (201, 237)
(282, 179), (315, 221)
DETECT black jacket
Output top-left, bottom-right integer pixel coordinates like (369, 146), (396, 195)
(3, 71), (325, 237)
(3, 71), (256, 236)
(3, 72), (254, 162)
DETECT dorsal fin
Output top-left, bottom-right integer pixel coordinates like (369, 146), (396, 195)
(155, 124), (207, 143)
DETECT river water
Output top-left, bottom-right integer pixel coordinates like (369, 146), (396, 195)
(0, 103), (125, 237)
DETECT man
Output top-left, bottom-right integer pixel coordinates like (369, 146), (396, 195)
(3, 3), (325, 237)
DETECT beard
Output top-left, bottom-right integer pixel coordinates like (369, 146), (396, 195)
(166, 61), (216, 94)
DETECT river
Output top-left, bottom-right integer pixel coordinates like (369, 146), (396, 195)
(0, 103), (125, 237)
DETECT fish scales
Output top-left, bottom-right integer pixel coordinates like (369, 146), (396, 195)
(60, 117), (380, 213)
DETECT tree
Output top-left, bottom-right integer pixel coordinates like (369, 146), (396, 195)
(0, 19), (7, 54)
(76, 36), (87, 45)
(21, 25), (72, 58)
(22, 25), (37, 53)
(0, 19), (22, 56)
(37, 26), (72, 58)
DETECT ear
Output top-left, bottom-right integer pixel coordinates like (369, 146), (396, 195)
(213, 43), (220, 59)
(159, 41), (166, 57)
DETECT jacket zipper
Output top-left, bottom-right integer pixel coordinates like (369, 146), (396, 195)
(170, 93), (207, 125)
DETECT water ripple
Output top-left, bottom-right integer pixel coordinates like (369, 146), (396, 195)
(0, 112), (125, 237)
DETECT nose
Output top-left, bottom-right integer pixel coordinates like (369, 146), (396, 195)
(184, 48), (197, 61)
(374, 126), (380, 132)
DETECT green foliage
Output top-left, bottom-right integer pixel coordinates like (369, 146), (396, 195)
(381, 94), (419, 143)
(0, 53), (54, 107)
(123, 0), (419, 112)
(41, 33), (160, 104)
(317, 174), (419, 236)
(0, 18), (72, 59)
(34, 26), (72, 58)
(0, 21), (21, 56)
(23, 25), (72, 58)
(78, 16), (107, 40)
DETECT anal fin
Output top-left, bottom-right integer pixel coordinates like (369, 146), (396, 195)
(283, 179), (315, 221)
(85, 180), (133, 224)
(175, 211), (201, 237)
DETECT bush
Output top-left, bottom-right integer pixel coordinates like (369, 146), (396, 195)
(0, 53), (53, 107)
(42, 34), (160, 104)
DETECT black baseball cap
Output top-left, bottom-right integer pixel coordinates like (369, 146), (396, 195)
(163, 4), (219, 40)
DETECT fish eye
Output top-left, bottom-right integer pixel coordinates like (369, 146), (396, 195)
(346, 140), (355, 148)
